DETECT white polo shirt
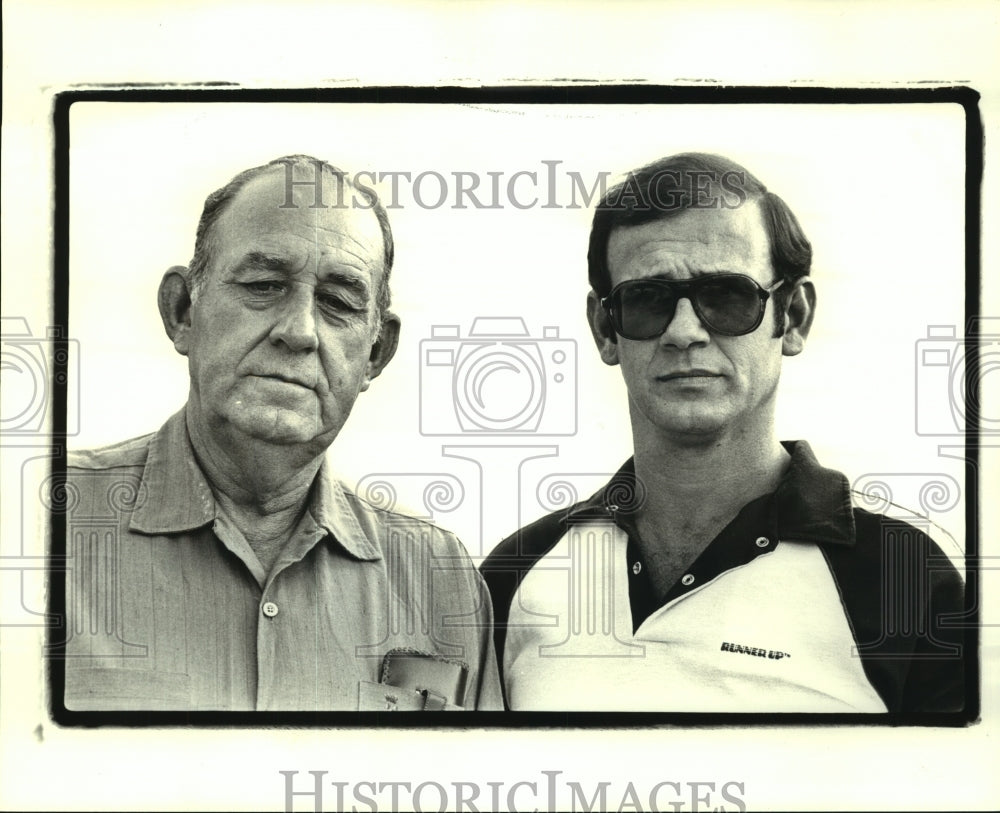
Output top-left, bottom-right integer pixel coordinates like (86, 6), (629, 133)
(481, 441), (966, 714)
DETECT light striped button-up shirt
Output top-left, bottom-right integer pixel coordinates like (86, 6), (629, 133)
(61, 408), (502, 711)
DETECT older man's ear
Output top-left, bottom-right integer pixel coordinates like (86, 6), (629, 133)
(360, 311), (401, 392)
(158, 266), (194, 356)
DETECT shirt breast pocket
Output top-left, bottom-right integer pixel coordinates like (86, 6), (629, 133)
(357, 681), (463, 711)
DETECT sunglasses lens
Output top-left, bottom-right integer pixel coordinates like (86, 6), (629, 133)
(611, 276), (765, 339)
(616, 282), (677, 339)
(694, 276), (761, 335)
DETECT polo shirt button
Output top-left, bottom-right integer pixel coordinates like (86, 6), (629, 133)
(632, 561), (642, 575)
(755, 536), (770, 548)
(681, 574), (695, 586)
(262, 601), (279, 618)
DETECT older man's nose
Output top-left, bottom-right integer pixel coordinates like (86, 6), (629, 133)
(270, 289), (320, 352)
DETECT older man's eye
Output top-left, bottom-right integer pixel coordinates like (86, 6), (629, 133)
(243, 281), (285, 296)
(318, 294), (362, 315)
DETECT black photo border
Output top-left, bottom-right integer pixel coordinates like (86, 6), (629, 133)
(48, 84), (982, 728)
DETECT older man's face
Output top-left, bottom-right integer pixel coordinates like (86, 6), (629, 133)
(178, 168), (394, 452)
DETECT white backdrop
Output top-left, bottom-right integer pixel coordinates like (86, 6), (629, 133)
(69, 101), (968, 559)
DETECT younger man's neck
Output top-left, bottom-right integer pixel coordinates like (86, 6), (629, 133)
(632, 428), (790, 517)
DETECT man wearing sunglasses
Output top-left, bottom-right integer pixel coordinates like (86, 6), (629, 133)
(481, 153), (965, 714)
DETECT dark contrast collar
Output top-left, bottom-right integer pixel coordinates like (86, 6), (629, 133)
(565, 440), (856, 548)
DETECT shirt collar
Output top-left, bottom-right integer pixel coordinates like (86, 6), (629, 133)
(130, 408), (215, 534)
(772, 440), (856, 546)
(130, 407), (382, 561)
(309, 465), (382, 561)
(565, 440), (856, 547)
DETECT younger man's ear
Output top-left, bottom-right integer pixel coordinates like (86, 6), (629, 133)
(158, 266), (194, 356)
(781, 278), (816, 357)
(587, 290), (620, 366)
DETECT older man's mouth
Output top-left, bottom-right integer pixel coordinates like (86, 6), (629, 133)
(252, 373), (315, 389)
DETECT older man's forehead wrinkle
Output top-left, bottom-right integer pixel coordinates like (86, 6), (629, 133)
(317, 240), (376, 270)
(265, 228), (377, 272)
(307, 216), (379, 265)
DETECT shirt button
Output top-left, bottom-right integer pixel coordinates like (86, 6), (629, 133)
(262, 601), (279, 618)
(681, 574), (695, 586)
(755, 536), (770, 548)
(632, 561), (642, 575)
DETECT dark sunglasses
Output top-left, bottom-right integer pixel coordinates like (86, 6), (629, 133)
(601, 274), (787, 339)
